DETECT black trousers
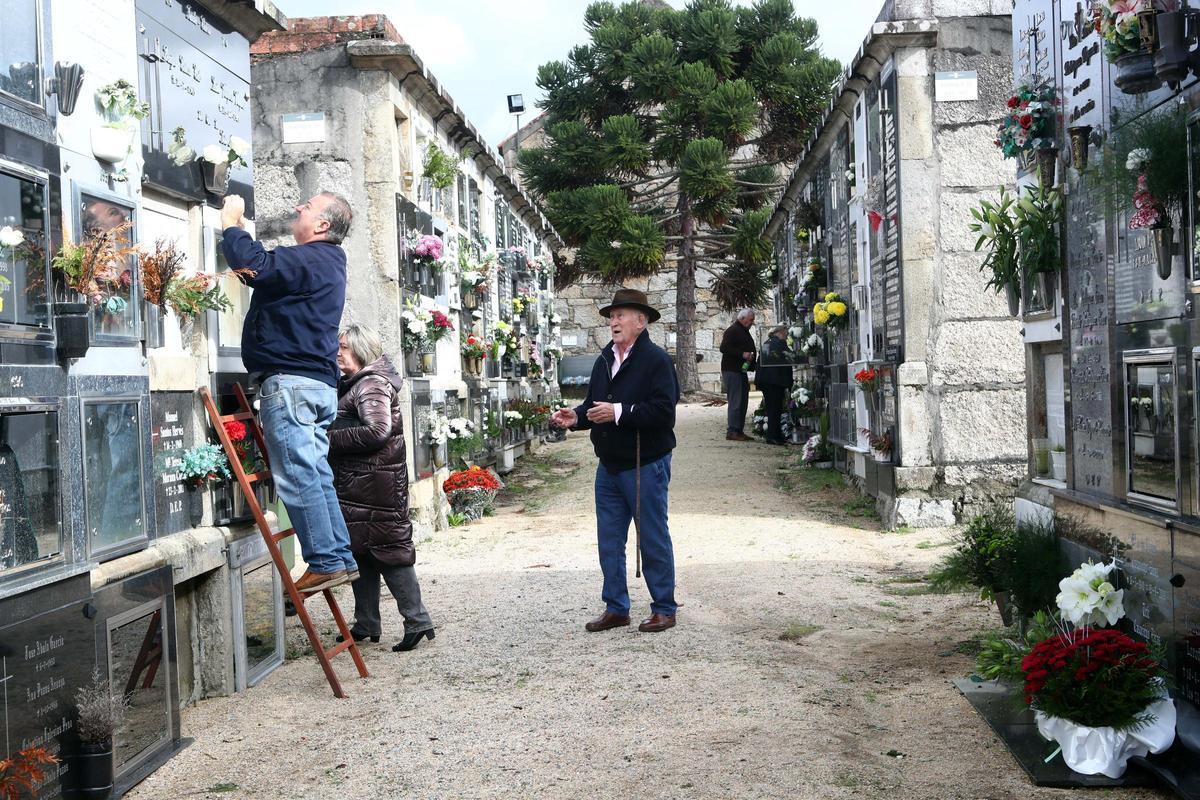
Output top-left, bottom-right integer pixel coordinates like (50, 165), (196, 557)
(761, 385), (786, 443)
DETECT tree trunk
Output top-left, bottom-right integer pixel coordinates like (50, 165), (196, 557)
(675, 200), (700, 393)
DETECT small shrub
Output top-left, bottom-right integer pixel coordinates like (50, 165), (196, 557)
(74, 671), (129, 745)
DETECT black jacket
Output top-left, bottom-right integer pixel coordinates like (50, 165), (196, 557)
(223, 228), (347, 387)
(329, 356), (414, 566)
(719, 321), (756, 373)
(755, 336), (795, 390)
(572, 329), (680, 471)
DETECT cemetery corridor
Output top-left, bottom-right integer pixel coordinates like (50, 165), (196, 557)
(126, 403), (1163, 800)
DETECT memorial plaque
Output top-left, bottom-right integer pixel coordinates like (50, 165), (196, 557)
(0, 574), (97, 799)
(1066, 174), (1114, 495)
(150, 392), (194, 536)
(135, 0), (254, 211)
(1175, 532), (1200, 712)
(1114, 217), (1185, 325)
(1059, 0), (1100, 131)
(1013, 0), (1054, 87)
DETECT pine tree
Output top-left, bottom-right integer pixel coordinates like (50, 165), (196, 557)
(520, 0), (840, 392)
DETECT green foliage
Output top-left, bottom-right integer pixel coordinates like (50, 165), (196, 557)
(969, 188), (1020, 294)
(422, 143), (461, 190)
(520, 0), (840, 350)
(1101, 104), (1190, 220)
(95, 79), (149, 123)
(1016, 182), (1063, 277)
(969, 183), (1063, 293)
(975, 610), (1059, 682)
(929, 507), (1068, 618)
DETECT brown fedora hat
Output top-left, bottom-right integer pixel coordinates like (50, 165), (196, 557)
(599, 287), (661, 323)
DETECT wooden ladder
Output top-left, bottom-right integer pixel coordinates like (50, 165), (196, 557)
(199, 384), (369, 698)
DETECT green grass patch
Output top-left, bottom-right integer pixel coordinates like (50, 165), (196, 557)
(780, 623), (822, 641)
(843, 495), (878, 519)
(882, 583), (934, 597)
(878, 600), (899, 608)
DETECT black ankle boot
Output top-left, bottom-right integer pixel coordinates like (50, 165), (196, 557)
(393, 629), (435, 652)
(336, 631), (380, 644)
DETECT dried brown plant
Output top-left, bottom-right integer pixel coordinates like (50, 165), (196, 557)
(140, 237), (186, 308)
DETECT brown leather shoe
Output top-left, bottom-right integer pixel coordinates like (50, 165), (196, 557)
(585, 611), (631, 632)
(294, 569), (349, 594)
(639, 613), (676, 632)
(726, 432), (752, 441)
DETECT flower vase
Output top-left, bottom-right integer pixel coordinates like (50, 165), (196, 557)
(76, 739), (115, 800)
(1153, 225), (1174, 280)
(90, 126), (134, 164)
(1113, 51), (1163, 95)
(872, 447), (890, 464)
(1050, 450), (1066, 481)
(405, 350), (422, 375)
(1005, 282), (1021, 317)
(420, 351), (436, 373)
(462, 291), (478, 310)
(1035, 147), (1058, 187)
(187, 486), (204, 528)
(1034, 696), (1176, 778)
(432, 443), (447, 470)
(1154, 11), (1192, 87)
(200, 160), (231, 196)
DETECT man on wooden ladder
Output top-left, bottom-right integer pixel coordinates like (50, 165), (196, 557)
(220, 192), (359, 594)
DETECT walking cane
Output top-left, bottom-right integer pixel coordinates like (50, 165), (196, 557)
(634, 430), (642, 579)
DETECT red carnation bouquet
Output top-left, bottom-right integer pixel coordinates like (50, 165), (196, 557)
(442, 466), (502, 521)
(428, 309), (455, 345)
(223, 419), (263, 474)
(1020, 628), (1163, 730)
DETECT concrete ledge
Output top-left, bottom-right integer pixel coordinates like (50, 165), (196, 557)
(90, 520), (269, 590)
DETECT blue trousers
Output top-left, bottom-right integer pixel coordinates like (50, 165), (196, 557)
(594, 454), (677, 617)
(259, 374), (356, 574)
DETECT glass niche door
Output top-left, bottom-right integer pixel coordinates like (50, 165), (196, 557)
(228, 534), (283, 691)
(83, 398), (148, 558)
(0, 404), (62, 576)
(71, 188), (140, 341)
(1123, 350), (1179, 511)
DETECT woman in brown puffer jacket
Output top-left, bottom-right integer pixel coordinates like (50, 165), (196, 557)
(330, 323), (435, 653)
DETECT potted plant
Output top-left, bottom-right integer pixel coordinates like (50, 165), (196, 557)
(422, 142), (461, 190)
(1050, 443), (1067, 481)
(442, 465), (502, 520)
(74, 671), (130, 800)
(198, 138), (250, 196)
(969, 187), (1021, 316)
(1097, 0), (1163, 94)
(91, 79), (149, 163)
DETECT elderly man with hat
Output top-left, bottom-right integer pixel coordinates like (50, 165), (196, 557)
(550, 288), (681, 633)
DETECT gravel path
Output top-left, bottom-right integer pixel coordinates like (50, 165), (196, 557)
(128, 403), (1165, 799)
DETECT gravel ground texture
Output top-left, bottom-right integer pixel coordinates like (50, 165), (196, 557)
(126, 403), (1167, 800)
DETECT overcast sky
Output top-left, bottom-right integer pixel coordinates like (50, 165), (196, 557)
(273, 0), (885, 148)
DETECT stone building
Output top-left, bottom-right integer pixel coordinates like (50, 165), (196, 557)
(500, 114), (756, 394)
(250, 16), (564, 531)
(0, 0), (285, 794)
(766, 2), (1021, 527)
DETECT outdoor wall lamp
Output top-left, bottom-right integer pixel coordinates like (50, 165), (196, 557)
(44, 61), (84, 116)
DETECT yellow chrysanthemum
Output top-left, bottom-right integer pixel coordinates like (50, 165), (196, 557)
(824, 292), (837, 302)
(828, 301), (847, 316)
(813, 308), (830, 325)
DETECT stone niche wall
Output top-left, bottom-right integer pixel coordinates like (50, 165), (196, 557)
(891, 13), (1025, 528)
(556, 269), (773, 394)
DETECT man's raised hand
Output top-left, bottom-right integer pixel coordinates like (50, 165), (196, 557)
(221, 194), (246, 230)
(550, 408), (577, 429)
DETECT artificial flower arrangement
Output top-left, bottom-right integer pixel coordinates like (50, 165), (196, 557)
(400, 300), (432, 352)
(460, 269), (490, 296)
(412, 234), (444, 264)
(511, 296), (526, 314)
(178, 443), (231, 488)
(1095, 0), (1147, 63)
(1126, 147), (1166, 230)
(52, 221), (137, 316)
(978, 560), (1176, 778)
(531, 252), (555, 278)
(461, 334), (488, 360)
(854, 366), (880, 392)
(812, 291), (849, 328)
(442, 465), (502, 520)
(789, 384), (822, 420)
(994, 81), (1057, 160)
(799, 332), (823, 356)
(503, 410), (525, 429)
(223, 420), (264, 475)
(491, 319), (519, 359)
(199, 136), (250, 170)
(802, 433), (832, 465)
(803, 256), (825, 288)
(427, 308), (455, 344)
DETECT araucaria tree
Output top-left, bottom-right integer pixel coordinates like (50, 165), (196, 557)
(520, 0), (840, 392)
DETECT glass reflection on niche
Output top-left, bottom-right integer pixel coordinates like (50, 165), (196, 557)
(0, 411), (61, 571)
(75, 195), (138, 339)
(84, 401), (145, 552)
(242, 562), (277, 672)
(1127, 363), (1176, 502)
(109, 608), (169, 772)
(0, 0), (41, 105)
(0, 173), (50, 329)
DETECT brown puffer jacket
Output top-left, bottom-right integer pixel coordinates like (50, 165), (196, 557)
(328, 356), (414, 566)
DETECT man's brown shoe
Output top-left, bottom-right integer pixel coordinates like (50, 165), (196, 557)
(639, 613), (676, 632)
(294, 569), (349, 594)
(726, 432), (752, 442)
(585, 611), (631, 632)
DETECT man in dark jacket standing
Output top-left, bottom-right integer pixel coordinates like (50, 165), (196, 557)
(220, 192), (358, 594)
(720, 309), (757, 441)
(550, 289), (680, 633)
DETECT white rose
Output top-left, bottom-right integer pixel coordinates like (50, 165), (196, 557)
(202, 144), (228, 164)
(170, 146), (195, 166)
(0, 226), (24, 248)
(408, 319), (427, 335)
(229, 136), (251, 158)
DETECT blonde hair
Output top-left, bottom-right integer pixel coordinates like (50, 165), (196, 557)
(339, 322), (382, 367)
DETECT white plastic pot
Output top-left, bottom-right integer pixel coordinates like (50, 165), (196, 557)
(90, 125), (134, 163)
(1035, 695), (1176, 779)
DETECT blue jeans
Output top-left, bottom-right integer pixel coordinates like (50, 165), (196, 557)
(594, 454), (676, 617)
(258, 374), (355, 574)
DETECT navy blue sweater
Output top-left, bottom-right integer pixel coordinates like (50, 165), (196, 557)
(222, 228), (346, 387)
(573, 329), (680, 471)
